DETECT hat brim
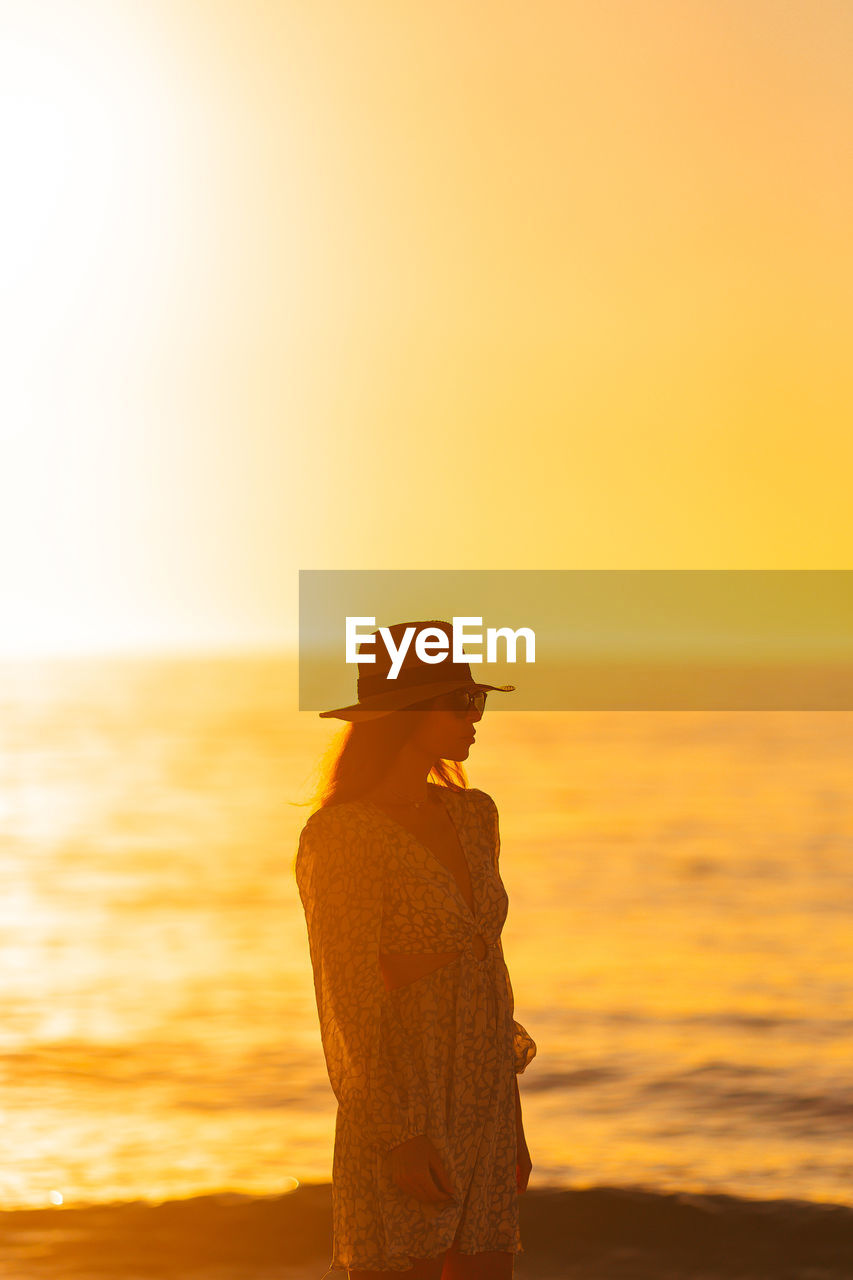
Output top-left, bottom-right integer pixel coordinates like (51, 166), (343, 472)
(318, 679), (516, 722)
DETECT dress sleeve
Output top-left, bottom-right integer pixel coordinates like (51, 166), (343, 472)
(478, 790), (538, 1075)
(294, 808), (428, 1153)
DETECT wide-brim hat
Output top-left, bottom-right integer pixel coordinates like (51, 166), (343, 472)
(319, 618), (516, 721)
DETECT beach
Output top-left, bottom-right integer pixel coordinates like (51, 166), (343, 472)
(2, 1182), (852, 1280)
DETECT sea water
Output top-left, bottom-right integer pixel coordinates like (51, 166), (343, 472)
(0, 655), (850, 1210)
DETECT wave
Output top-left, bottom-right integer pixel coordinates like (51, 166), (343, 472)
(522, 1059), (853, 1124)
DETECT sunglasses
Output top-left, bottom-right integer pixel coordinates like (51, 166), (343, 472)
(409, 688), (488, 716)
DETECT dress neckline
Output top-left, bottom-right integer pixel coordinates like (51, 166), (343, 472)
(360, 784), (477, 922)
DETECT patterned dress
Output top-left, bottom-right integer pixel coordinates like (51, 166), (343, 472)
(294, 783), (537, 1273)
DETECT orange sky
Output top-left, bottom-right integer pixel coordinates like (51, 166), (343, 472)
(1, 0), (851, 655)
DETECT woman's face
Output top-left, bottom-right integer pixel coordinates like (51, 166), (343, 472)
(406, 701), (484, 762)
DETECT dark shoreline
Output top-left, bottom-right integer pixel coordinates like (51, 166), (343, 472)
(2, 1182), (852, 1279)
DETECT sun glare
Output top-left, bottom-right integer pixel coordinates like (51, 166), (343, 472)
(0, 5), (205, 656)
(0, 8), (174, 380)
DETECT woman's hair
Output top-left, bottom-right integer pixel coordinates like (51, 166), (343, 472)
(302, 712), (468, 812)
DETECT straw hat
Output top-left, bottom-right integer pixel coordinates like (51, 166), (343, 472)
(318, 619), (516, 721)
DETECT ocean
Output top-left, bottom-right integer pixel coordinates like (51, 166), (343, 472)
(1, 654), (851, 1226)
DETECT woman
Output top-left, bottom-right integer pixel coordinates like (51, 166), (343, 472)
(295, 620), (536, 1278)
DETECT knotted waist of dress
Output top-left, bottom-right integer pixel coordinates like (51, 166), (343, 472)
(379, 927), (498, 995)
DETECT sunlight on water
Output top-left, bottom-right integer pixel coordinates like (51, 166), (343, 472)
(0, 655), (851, 1208)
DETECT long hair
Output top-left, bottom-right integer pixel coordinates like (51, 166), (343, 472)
(301, 712), (468, 812)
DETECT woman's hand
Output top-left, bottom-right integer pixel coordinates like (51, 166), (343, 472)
(388, 1134), (457, 1206)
